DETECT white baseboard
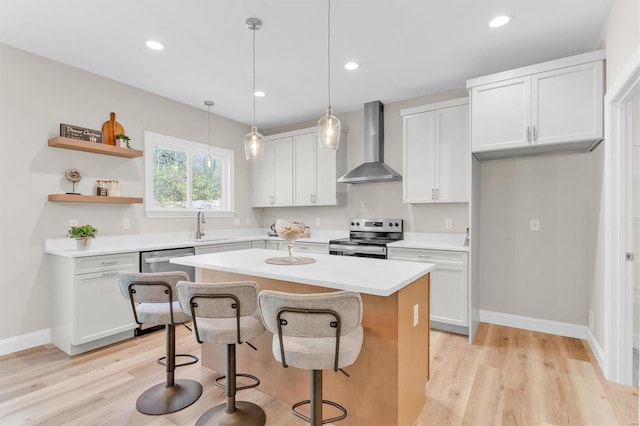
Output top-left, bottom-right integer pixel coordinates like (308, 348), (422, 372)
(0, 329), (51, 357)
(479, 310), (588, 339)
(587, 328), (607, 375)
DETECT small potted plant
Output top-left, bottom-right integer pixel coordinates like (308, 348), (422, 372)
(68, 224), (98, 249)
(114, 134), (131, 148)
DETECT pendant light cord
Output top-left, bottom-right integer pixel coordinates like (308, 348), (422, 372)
(207, 104), (211, 156)
(327, 0), (332, 109)
(252, 24), (257, 126)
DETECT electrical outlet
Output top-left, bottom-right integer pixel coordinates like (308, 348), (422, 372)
(233, 217), (240, 226)
(122, 218), (130, 229)
(445, 219), (453, 230)
(530, 219), (540, 231)
(246, 218), (251, 225)
(413, 304), (419, 327)
(315, 217), (321, 226)
(68, 219), (78, 227)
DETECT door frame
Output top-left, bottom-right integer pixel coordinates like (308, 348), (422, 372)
(604, 47), (640, 385)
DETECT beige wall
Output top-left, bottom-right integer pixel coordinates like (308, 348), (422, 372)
(0, 44), (254, 341)
(261, 89), (470, 233)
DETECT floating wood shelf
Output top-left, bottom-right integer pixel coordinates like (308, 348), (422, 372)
(48, 136), (143, 158)
(48, 194), (143, 204)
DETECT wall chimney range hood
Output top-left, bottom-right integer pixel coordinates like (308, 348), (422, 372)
(337, 100), (402, 184)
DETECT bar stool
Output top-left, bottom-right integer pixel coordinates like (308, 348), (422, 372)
(177, 280), (266, 426)
(258, 290), (363, 426)
(117, 271), (202, 415)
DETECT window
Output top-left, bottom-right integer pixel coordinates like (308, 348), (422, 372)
(144, 131), (235, 217)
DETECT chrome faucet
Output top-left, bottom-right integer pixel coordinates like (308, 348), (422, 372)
(196, 211), (206, 239)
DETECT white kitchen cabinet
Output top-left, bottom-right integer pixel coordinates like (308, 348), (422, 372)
(252, 127), (347, 207)
(49, 252), (139, 355)
(265, 240), (328, 253)
(467, 50), (604, 159)
(195, 241), (252, 255)
(251, 136), (293, 207)
(388, 247), (468, 334)
(401, 98), (469, 203)
(251, 240), (266, 249)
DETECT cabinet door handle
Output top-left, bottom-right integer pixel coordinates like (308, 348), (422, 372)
(102, 272), (118, 277)
(418, 255), (432, 259)
(299, 246), (308, 250)
(533, 126), (538, 141)
(431, 188), (436, 200)
(101, 261), (118, 265)
(527, 126), (531, 142)
(435, 188), (439, 200)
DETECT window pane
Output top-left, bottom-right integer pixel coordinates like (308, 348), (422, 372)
(153, 147), (187, 208)
(192, 154), (222, 209)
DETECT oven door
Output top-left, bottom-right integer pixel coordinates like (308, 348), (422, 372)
(329, 244), (387, 259)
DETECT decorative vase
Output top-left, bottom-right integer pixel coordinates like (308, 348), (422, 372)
(75, 237), (92, 250)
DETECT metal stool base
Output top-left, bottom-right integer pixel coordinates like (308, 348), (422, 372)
(157, 353), (199, 368)
(136, 379), (203, 415)
(214, 372), (260, 392)
(196, 401), (266, 426)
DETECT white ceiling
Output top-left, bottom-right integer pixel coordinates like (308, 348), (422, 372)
(0, 0), (610, 129)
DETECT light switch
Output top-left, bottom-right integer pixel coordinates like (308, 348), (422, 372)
(122, 218), (130, 229)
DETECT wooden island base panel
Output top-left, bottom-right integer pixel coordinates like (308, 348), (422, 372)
(199, 269), (430, 426)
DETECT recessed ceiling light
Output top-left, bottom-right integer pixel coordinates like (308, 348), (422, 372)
(254, 91), (265, 97)
(344, 62), (359, 71)
(146, 40), (164, 50)
(489, 15), (511, 28)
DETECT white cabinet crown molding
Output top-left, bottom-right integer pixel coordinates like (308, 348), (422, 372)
(264, 125), (349, 140)
(466, 49), (606, 88)
(400, 97), (469, 117)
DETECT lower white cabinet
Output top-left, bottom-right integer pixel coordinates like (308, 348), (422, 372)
(195, 241), (253, 255)
(49, 252), (139, 356)
(388, 247), (468, 334)
(266, 240), (329, 253)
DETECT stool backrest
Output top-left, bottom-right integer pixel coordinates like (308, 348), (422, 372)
(176, 281), (260, 344)
(176, 281), (260, 318)
(259, 290), (363, 338)
(117, 271), (188, 304)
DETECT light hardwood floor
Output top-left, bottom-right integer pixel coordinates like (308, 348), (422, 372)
(0, 323), (637, 425)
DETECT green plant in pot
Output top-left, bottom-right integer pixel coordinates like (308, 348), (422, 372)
(68, 225), (98, 249)
(114, 134), (131, 148)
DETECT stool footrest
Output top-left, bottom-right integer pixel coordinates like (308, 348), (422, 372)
(214, 373), (260, 392)
(157, 353), (199, 368)
(291, 399), (347, 425)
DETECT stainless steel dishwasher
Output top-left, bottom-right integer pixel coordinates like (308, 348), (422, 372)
(137, 247), (195, 335)
(140, 247), (196, 280)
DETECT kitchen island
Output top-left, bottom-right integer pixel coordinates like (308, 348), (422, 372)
(172, 248), (434, 426)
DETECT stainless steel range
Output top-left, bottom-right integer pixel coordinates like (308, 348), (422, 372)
(329, 218), (403, 259)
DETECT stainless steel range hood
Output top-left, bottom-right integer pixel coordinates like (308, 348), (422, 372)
(337, 100), (402, 184)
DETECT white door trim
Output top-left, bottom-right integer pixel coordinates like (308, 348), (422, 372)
(604, 47), (640, 385)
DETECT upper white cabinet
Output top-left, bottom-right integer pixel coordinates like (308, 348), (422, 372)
(467, 50), (605, 160)
(401, 98), (469, 203)
(252, 127), (347, 207)
(251, 136), (293, 207)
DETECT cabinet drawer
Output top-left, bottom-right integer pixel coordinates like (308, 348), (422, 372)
(388, 248), (467, 266)
(293, 242), (329, 254)
(195, 242), (252, 255)
(75, 253), (138, 274)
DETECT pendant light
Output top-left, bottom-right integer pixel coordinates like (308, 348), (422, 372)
(204, 100), (214, 168)
(318, 0), (341, 150)
(244, 17), (264, 161)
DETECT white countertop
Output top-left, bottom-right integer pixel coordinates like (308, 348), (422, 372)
(171, 248), (434, 297)
(44, 229), (348, 258)
(44, 230), (468, 257)
(388, 232), (469, 252)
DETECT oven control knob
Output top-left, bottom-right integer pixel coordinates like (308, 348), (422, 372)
(356, 222), (360, 226)
(388, 222), (392, 227)
(395, 222), (399, 227)
(350, 222), (354, 226)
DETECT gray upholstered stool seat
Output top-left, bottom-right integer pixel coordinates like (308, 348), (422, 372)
(118, 271), (202, 415)
(258, 290), (364, 426)
(177, 281), (266, 426)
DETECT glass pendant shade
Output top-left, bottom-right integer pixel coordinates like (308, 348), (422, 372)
(244, 125), (264, 160)
(318, 107), (341, 150)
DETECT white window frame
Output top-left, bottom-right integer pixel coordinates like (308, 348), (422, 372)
(144, 131), (235, 218)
